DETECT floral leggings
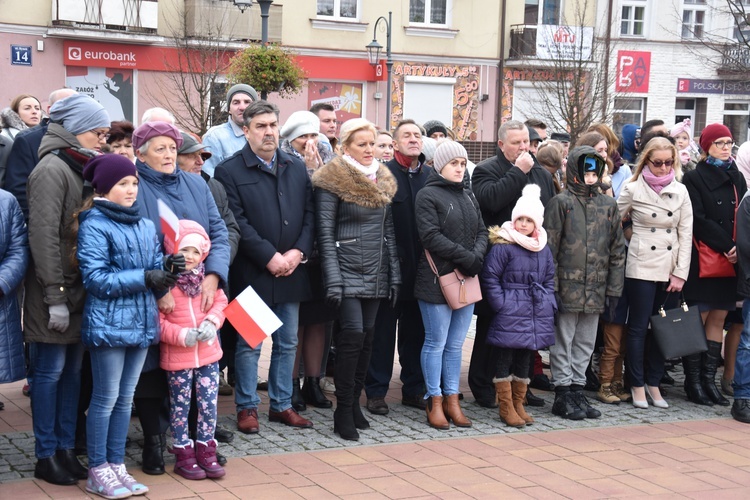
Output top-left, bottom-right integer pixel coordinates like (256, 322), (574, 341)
(167, 362), (219, 445)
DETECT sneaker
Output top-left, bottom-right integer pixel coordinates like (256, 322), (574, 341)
(611, 381), (631, 402)
(257, 375), (268, 391)
(319, 377), (336, 394)
(86, 463), (133, 499)
(110, 463), (148, 496)
(551, 390), (586, 420)
(366, 396), (389, 415)
(597, 383), (621, 404)
(218, 372), (233, 396)
(571, 387), (601, 419)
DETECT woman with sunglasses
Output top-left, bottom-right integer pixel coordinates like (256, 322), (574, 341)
(682, 124), (747, 406)
(617, 137), (693, 409)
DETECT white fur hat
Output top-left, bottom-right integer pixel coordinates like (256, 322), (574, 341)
(280, 111), (320, 141)
(511, 184), (544, 229)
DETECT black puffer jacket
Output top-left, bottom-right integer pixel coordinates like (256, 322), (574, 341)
(313, 157), (401, 298)
(414, 170), (488, 304)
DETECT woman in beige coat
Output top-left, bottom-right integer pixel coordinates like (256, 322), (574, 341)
(617, 137), (693, 409)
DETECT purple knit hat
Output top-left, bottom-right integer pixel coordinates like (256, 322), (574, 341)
(83, 154), (138, 194)
(132, 122), (183, 152)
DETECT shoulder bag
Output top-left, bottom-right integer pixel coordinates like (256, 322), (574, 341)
(650, 294), (708, 359)
(695, 185), (738, 278)
(425, 249), (482, 310)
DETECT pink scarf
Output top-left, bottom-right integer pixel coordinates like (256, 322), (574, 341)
(176, 263), (205, 298)
(498, 221), (547, 253)
(641, 168), (675, 194)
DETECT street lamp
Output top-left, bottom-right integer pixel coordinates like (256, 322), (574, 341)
(366, 11), (392, 130)
(232, 0), (252, 13)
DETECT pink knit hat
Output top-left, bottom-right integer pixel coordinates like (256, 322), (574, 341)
(164, 219), (211, 262)
(670, 118), (692, 140)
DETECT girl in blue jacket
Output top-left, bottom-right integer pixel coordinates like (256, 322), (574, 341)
(76, 154), (182, 499)
(481, 184), (556, 429)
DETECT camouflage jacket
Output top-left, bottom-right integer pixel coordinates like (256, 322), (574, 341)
(543, 146), (626, 314)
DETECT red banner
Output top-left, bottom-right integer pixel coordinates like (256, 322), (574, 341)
(616, 50), (651, 93)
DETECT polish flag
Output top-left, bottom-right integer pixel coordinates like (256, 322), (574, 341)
(157, 199), (180, 249)
(224, 285), (282, 349)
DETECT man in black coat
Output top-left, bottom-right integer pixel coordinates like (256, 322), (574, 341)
(470, 120), (556, 407)
(364, 119), (429, 415)
(215, 101), (315, 435)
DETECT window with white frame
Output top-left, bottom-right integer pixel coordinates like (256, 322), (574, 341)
(409, 0), (450, 26)
(620, 1), (646, 37)
(612, 97), (646, 134)
(682, 0), (706, 39)
(317, 0), (359, 21)
(723, 101), (749, 146)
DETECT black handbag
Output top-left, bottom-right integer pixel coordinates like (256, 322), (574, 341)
(649, 294), (708, 359)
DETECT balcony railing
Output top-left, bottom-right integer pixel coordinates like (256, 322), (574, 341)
(510, 24), (537, 58)
(52, 0), (158, 33)
(718, 43), (750, 76)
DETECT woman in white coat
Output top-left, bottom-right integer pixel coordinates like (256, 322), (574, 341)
(617, 137), (693, 409)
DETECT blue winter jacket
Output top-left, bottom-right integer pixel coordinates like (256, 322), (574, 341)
(481, 231), (556, 350)
(0, 189), (28, 383)
(77, 200), (162, 348)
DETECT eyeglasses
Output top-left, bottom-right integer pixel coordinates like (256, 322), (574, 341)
(649, 159), (674, 168)
(712, 141), (735, 149)
(89, 129), (110, 140)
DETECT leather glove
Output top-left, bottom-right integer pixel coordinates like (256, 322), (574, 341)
(389, 285), (400, 309)
(184, 328), (200, 347)
(165, 253), (186, 274)
(605, 295), (619, 323)
(465, 255), (483, 277)
(197, 319), (218, 344)
(145, 270), (178, 291)
(555, 293), (565, 314)
(325, 286), (343, 308)
(48, 303), (70, 332)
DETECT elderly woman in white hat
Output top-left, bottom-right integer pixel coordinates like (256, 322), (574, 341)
(280, 111), (335, 176)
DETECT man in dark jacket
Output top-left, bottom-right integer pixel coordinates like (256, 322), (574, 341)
(469, 120), (556, 408)
(364, 119), (429, 415)
(733, 190), (750, 423)
(215, 101), (315, 434)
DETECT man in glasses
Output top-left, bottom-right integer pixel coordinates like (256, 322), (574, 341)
(543, 146), (626, 421)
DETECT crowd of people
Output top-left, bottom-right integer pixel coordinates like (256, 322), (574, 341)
(2, 84), (750, 497)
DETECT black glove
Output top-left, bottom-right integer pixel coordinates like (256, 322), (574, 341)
(325, 286), (343, 308)
(465, 255), (483, 277)
(165, 253), (186, 274)
(605, 295), (619, 322)
(555, 293), (565, 314)
(389, 285), (400, 309)
(145, 270), (178, 291)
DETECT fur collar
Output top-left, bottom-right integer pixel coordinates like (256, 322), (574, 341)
(488, 225), (512, 245)
(0, 107), (28, 133)
(312, 156), (397, 208)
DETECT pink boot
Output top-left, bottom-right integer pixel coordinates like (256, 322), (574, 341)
(169, 441), (206, 480)
(195, 439), (226, 479)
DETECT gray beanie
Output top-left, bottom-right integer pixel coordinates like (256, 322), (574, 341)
(433, 140), (468, 172)
(421, 137), (437, 163)
(423, 119), (448, 138)
(280, 111), (320, 141)
(49, 93), (110, 136)
(226, 84), (259, 104)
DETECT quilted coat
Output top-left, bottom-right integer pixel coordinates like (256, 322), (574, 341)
(77, 200), (162, 348)
(159, 284), (227, 371)
(312, 156), (401, 298)
(481, 227), (556, 350)
(414, 170), (488, 304)
(0, 190), (28, 383)
(543, 146), (626, 313)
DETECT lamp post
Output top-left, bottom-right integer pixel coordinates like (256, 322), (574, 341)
(366, 11), (392, 130)
(232, 0), (252, 13)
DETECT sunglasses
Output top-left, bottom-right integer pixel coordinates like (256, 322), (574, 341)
(648, 159), (674, 168)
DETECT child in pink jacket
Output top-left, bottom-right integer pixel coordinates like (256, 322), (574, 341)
(160, 220), (228, 480)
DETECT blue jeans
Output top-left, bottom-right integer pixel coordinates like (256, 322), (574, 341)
(31, 342), (85, 459)
(418, 301), (474, 398)
(87, 346), (148, 467)
(235, 302), (299, 413)
(734, 300), (750, 399)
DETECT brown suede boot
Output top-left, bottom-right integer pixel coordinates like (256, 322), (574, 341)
(425, 396), (450, 430)
(494, 379), (526, 428)
(511, 378), (534, 425)
(442, 394), (472, 428)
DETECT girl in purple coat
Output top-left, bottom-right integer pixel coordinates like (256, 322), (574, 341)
(481, 184), (556, 428)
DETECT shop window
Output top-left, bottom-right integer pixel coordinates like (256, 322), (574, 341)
(612, 97), (646, 134)
(409, 0), (450, 26)
(620, 1), (646, 37)
(723, 101), (749, 146)
(317, 0), (359, 21)
(682, 0), (706, 39)
(524, 0), (561, 25)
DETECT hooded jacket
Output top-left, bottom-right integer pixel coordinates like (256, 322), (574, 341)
(414, 169), (488, 304)
(24, 123), (95, 343)
(543, 146), (626, 313)
(312, 156), (401, 298)
(481, 227), (556, 349)
(77, 200), (162, 348)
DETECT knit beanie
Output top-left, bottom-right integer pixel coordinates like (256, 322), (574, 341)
(226, 84), (259, 104)
(49, 93), (110, 136)
(699, 123), (732, 153)
(423, 120), (448, 138)
(83, 154), (138, 194)
(165, 219), (211, 263)
(433, 140), (468, 173)
(280, 111), (320, 141)
(421, 137), (437, 164)
(670, 118), (692, 140)
(511, 184), (544, 230)
(132, 122), (183, 152)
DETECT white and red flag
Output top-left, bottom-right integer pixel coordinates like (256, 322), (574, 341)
(157, 199), (180, 249)
(224, 285), (282, 349)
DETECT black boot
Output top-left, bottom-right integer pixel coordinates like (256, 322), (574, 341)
(571, 384), (601, 419)
(214, 424), (235, 444)
(702, 341), (731, 406)
(142, 434), (165, 475)
(525, 387), (545, 407)
(292, 378), (306, 412)
(34, 454), (77, 485)
(732, 399), (750, 423)
(683, 353), (713, 406)
(352, 384), (370, 430)
(333, 406), (359, 440)
(333, 330), (365, 441)
(55, 449), (88, 480)
(551, 386), (586, 420)
(302, 376), (333, 409)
